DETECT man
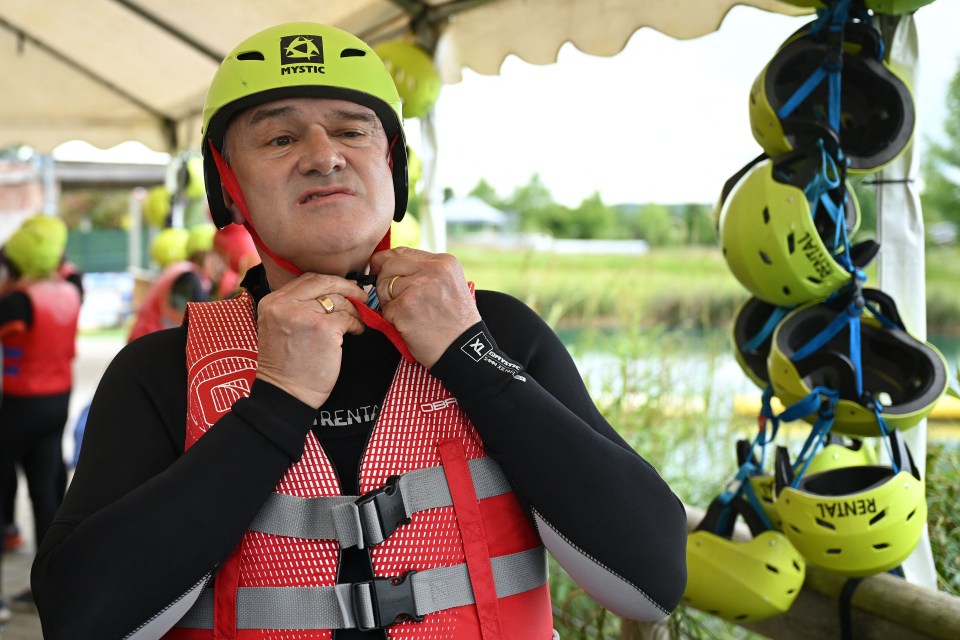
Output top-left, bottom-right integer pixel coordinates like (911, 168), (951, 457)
(32, 22), (686, 639)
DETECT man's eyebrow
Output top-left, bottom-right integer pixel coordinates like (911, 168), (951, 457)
(329, 109), (381, 127)
(247, 105), (297, 127)
(246, 105), (379, 128)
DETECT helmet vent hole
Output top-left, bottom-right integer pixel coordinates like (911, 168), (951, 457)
(734, 614), (749, 621)
(759, 251), (772, 265)
(236, 51), (265, 61)
(793, 560), (802, 571)
(873, 542), (890, 550)
(907, 508), (917, 521)
(826, 548), (842, 555)
(787, 232), (795, 254)
(782, 285), (791, 296)
(815, 518), (835, 530)
(765, 564), (780, 574)
(341, 48), (367, 58)
(806, 277), (822, 285)
(763, 207), (770, 224)
(869, 510), (886, 526)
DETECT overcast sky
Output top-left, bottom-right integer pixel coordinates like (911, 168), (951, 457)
(426, 2), (960, 206)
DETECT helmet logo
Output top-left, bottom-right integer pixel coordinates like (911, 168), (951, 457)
(280, 35), (325, 75)
(282, 35), (322, 62)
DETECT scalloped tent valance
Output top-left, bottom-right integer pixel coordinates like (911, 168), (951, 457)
(0, 0), (803, 152)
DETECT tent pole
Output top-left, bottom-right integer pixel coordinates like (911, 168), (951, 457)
(875, 12), (937, 590)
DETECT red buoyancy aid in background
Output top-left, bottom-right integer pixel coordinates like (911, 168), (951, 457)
(2, 280), (81, 397)
(127, 262), (196, 342)
(166, 294), (554, 640)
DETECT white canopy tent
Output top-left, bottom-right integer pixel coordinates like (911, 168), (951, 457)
(0, 0), (939, 589)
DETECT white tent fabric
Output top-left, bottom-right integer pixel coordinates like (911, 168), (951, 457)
(0, 0), (803, 153)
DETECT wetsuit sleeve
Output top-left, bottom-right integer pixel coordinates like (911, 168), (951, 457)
(30, 326), (317, 640)
(430, 290), (687, 622)
(0, 290), (32, 338)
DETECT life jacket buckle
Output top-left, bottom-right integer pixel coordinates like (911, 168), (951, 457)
(355, 475), (411, 547)
(352, 570), (425, 630)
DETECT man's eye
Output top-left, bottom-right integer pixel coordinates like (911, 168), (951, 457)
(270, 135), (293, 147)
(338, 130), (365, 139)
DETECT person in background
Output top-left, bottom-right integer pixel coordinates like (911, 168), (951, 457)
(1, 243), (84, 559)
(127, 224), (216, 342)
(0, 215), (81, 617)
(32, 22), (686, 639)
(211, 222), (259, 300)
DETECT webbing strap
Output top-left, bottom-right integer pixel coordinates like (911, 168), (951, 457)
(248, 456), (512, 548)
(175, 546), (547, 630)
(439, 439), (504, 639)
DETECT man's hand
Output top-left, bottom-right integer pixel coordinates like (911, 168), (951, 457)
(255, 273), (366, 408)
(371, 247), (481, 368)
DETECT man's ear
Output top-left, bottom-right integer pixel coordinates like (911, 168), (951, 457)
(221, 184), (245, 225)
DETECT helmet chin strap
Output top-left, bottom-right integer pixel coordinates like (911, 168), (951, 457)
(208, 141), (413, 362)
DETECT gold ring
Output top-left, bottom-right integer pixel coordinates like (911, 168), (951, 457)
(387, 274), (403, 299)
(317, 296), (335, 314)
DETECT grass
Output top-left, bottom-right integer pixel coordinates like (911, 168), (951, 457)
(455, 243), (960, 334)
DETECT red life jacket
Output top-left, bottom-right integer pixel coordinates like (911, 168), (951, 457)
(2, 279), (80, 397)
(127, 262), (196, 342)
(166, 294), (554, 640)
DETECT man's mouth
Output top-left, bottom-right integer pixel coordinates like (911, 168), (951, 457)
(300, 188), (350, 204)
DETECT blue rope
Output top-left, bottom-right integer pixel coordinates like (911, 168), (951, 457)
(742, 305), (793, 354)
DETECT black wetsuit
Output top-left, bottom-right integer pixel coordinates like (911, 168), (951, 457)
(32, 265), (687, 639)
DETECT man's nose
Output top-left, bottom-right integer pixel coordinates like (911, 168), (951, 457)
(299, 127), (345, 175)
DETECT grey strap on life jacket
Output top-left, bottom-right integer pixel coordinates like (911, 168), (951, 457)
(248, 455), (512, 549)
(175, 546), (547, 631)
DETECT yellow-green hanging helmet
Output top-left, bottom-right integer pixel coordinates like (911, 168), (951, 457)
(732, 296), (793, 389)
(775, 431), (926, 577)
(685, 497), (805, 621)
(186, 223), (217, 257)
(768, 288), (948, 436)
(373, 40), (441, 120)
(150, 228), (189, 268)
(143, 185), (172, 228)
(719, 150), (874, 307)
(866, 0), (937, 15)
(805, 435), (877, 476)
(201, 22), (407, 227)
(5, 215), (68, 278)
(181, 155), (206, 201)
(749, 22), (914, 175)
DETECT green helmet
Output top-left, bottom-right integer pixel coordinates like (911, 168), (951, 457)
(143, 185), (171, 228)
(749, 22), (914, 175)
(685, 497), (805, 621)
(186, 223), (217, 256)
(5, 215), (68, 278)
(775, 431), (926, 577)
(804, 435), (877, 476)
(150, 228), (189, 268)
(719, 150), (873, 307)
(373, 40), (441, 120)
(201, 22), (408, 227)
(731, 296), (793, 389)
(768, 288), (948, 436)
(865, 0), (937, 14)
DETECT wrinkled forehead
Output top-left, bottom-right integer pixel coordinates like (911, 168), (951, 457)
(228, 96), (383, 136)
